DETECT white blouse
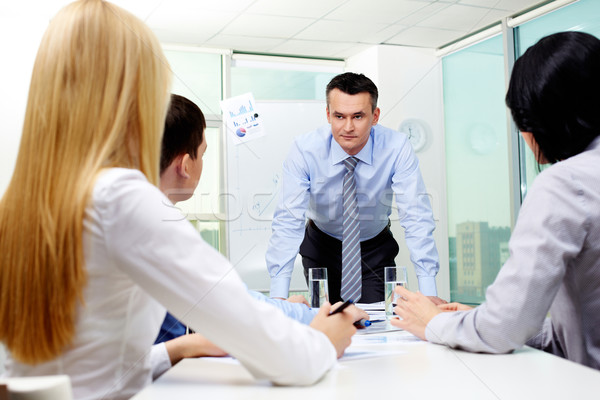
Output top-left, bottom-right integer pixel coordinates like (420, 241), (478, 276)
(5, 168), (336, 400)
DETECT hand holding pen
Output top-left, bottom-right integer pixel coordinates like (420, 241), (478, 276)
(329, 300), (371, 328)
(309, 302), (356, 358)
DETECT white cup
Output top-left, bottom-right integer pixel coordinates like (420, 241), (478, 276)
(308, 268), (329, 308)
(384, 266), (408, 317)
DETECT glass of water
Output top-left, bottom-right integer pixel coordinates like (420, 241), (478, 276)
(384, 266), (408, 317)
(308, 268), (329, 308)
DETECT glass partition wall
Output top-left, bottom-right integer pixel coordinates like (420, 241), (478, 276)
(442, 36), (512, 304)
(443, 0), (600, 303)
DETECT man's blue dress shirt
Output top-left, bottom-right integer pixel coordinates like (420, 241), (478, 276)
(266, 124), (440, 298)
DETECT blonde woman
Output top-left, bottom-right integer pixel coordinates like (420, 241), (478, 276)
(0, 1), (357, 399)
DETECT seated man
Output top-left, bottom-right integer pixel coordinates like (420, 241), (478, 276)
(152, 94), (324, 378)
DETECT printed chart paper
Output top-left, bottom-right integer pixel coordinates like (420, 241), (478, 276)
(221, 92), (265, 144)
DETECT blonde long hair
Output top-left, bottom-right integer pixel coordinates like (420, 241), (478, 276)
(0, 0), (171, 364)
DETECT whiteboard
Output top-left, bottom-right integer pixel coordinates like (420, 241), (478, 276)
(225, 101), (327, 291)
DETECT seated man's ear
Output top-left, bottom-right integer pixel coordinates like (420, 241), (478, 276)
(176, 154), (192, 179)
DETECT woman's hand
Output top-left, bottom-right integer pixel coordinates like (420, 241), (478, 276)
(389, 286), (441, 341)
(310, 302), (356, 358)
(427, 296), (448, 306)
(330, 301), (370, 323)
(438, 302), (473, 312)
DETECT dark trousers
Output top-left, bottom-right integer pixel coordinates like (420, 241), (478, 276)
(299, 220), (399, 303)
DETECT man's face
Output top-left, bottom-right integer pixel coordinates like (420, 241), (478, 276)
(327, 88), (380, 156)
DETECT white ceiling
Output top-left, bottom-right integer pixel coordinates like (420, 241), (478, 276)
(144, 0), (550, 58)
(7, 0), (549, 59)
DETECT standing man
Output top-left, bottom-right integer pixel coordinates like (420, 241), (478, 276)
(266, 72), (443, 304)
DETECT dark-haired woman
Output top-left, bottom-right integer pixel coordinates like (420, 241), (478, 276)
(390, 31), (600, 370)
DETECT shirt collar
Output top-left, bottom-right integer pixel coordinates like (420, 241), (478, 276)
(330, 127), (374, 166)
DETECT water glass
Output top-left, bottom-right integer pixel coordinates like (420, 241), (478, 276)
(308, 268), (329, 308)
(384, 266), (408, 317)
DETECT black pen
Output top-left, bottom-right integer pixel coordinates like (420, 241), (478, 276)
(329, 299), (353, 316)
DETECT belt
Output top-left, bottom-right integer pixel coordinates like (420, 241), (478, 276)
(307, 219), (391, 246)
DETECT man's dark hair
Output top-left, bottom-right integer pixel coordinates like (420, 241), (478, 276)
(160, 94), (206, 174)
(506, 31), (600, 165)
(326, 72), (378, 111)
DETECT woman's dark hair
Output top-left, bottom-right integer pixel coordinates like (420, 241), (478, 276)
(326, 72), (379, 111)
(506, 31), (600, 164)
(160, 94), (206, 174)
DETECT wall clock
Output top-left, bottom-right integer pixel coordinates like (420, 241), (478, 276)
(399, 118), (429, 152)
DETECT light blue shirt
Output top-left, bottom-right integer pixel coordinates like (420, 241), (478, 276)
(248, 290), (317, 325)
(266, 124), (440, 298)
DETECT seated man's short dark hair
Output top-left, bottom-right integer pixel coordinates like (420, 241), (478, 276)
(160, 94), (206, 174)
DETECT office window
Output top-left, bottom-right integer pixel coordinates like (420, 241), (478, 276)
(164, 50), (222, 116)
(442, 35), (512, 304)
(514, 0), (600, 196)
(163, 49), (225, 253)
(231, 57), (339, 100)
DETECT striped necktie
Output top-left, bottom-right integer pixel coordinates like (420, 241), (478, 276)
(340, 156), (362, 302)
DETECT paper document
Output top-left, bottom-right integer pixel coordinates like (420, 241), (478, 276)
(354, 301), (398, 334)
(339, 348), (406, 362)
(356, 319), (402, 335)
(220, 92), (265, 144)
(356, 301), (385, 311)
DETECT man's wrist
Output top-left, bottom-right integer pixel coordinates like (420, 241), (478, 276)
(417, 276), (437, 297)
(270, 276), (292, 298)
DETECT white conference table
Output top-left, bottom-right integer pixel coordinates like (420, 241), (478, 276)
(132, 328), (600, 400)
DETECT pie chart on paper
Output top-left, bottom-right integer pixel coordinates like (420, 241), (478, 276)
(236, 127), (247, 137)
